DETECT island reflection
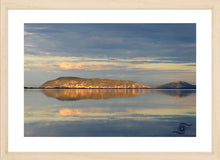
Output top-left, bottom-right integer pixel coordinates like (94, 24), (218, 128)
(157, 89), (195, 98)
(25, 89), (196, 137)
(42, 89), (195, 101)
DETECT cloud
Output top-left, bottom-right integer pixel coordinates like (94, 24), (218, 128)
(58, 62), (114, 71)
(24, 44), (34, 47)
(24, 32), (34, 35)
(24, 68), (31, 71)
(178, 43), (196, 48)
(58, 62), (85, 69)
(24, 24), (196, 59)
(24, 54), (195, 72)
(56, 61), (195, 72)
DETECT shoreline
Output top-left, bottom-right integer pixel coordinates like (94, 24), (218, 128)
(24, 88), (196, 90)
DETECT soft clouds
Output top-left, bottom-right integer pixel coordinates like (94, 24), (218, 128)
(24, 32), (34, 35)
(58, 62), (112, 70)
(25, 54), (195, 72)
(24, 24), (196, 59)
(59, 62), (85, 70)
(24, 24), (196, 86)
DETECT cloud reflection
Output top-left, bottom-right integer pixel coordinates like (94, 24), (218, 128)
(24, 89), (196, 137)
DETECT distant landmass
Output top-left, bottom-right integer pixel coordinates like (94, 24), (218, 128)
(24, 77), (196, 89)
(154, 81), (196, 89)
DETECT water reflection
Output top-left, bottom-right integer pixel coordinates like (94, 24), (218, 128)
(42, 89), (150, 100)
(42, 89), (195, 101)
(157, 90), (195, 98)
(24, 116), (196, 137)
(58, 108), (112, 116)
(24, 89), (196, 137)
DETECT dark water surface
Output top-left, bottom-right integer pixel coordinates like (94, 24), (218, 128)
(24, 89), (196, 137)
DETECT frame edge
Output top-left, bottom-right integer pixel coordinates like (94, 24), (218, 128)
(1, 0), (8, 159)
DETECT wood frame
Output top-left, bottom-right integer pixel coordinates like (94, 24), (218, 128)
(1, 0), (219, 160)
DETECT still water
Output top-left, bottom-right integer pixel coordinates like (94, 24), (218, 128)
(24, 89), (196, 137)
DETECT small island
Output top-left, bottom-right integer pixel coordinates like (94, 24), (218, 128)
(39, 77), (151, 89)
(24, 77), (196, 89)
(154, 81), (196, 89)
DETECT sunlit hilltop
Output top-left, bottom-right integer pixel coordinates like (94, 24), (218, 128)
(40, 77), (151, 89)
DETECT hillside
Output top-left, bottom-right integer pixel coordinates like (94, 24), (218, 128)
(39, 77), (151, 89)
(154, 81), (196, 89)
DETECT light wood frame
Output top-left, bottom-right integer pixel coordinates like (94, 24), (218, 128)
(1, 0), (220, 160)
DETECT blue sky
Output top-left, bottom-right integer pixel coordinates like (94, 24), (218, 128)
(24, 23), (196, 87)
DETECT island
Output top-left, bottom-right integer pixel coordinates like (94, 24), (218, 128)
(24, 77), (196, 89)
(39, 77), (152, 89)
(154, 81), (196, 89)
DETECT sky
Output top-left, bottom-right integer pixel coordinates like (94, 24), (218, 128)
(24, 23), (196, 87)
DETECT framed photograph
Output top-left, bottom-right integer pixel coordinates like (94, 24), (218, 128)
(1, 0), (219, 160)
